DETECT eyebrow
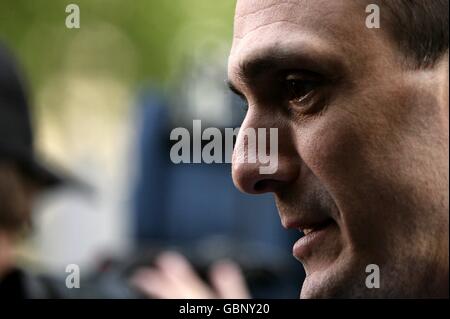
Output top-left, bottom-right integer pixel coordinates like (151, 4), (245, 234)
(226, 53), (285, 98)
(227, 43), (345, 96)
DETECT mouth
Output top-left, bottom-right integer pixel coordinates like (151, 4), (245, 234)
(292, 218), (335, 261)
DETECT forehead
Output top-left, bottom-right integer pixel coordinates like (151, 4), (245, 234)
(229, 0), (374, 77)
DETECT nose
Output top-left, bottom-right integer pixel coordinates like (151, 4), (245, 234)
(232, 112), (300, 194)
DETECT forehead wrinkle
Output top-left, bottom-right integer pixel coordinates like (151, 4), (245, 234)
(234, 20), (305, 41)
(234, 2), (305, 41)
(231, 1), (375, 70)
(235, 1), (300, 21)
(233, 0), (368, 47)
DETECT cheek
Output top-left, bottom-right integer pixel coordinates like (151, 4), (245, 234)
(294, 111), (368, 198)
(291, 79), (446, 255)
(292, 107), (400, 253)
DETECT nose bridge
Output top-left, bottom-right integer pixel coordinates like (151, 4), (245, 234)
(232, 113), (268, 194)
(234, 107), (274, 164)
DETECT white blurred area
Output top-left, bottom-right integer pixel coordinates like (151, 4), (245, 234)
(20, 23), (138, 274)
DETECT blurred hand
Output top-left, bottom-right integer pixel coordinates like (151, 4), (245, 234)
(130, 251), (250, 299)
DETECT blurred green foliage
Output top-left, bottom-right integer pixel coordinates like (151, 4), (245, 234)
(0, 0), (235, 92)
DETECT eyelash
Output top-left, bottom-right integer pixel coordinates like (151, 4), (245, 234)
(282, 73), (322, 110)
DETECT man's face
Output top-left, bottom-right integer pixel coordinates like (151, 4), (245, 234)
(228, 0), (449, 298)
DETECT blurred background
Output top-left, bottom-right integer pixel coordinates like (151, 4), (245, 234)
(0, 0), (304, 298)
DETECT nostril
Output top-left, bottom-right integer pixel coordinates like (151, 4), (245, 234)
(254, 180), (267, 192)
(253, 179), (282, 193)
(233, 154), (300, 194)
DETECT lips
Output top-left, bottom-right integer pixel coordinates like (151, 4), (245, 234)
(291, 218), (335, 261)
(301, 219), (333, 235)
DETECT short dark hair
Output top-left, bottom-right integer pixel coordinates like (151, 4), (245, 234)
(381, 0), (449, 68)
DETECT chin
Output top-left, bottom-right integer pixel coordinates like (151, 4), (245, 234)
(300, 270), (344, 299)
(299, 255), (369, 299)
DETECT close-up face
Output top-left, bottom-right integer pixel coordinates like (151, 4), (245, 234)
(229, 0), (449, 298)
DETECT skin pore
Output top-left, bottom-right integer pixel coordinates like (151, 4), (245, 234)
(229, 0), (448, 298)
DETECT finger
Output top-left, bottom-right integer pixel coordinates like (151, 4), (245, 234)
(130, 267), (184, 299)
(209, 260), (251, 299)
(155, 251), (216, 298)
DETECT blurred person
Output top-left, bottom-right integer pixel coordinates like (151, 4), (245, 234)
(0, 43), (66, 298)
(0, 43), (146, 299)
(228, 0), (448, 298)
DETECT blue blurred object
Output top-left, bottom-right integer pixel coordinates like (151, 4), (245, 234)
(131, 88), (305, 298)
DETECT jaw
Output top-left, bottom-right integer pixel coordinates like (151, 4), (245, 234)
(299, 246), (358, 299)
(299, 238), (450, 298)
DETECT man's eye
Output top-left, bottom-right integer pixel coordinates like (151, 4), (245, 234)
(284, 73), (321, 106)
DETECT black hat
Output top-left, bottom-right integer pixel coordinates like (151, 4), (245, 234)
(0, 43), (62, 187)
